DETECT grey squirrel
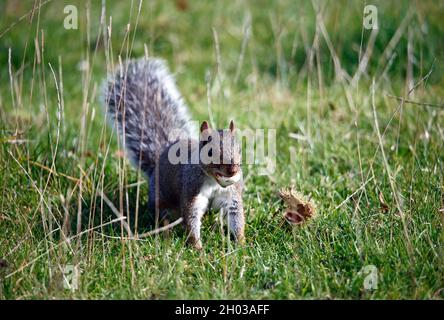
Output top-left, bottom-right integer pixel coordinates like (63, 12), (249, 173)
(104, 58), (244, 249)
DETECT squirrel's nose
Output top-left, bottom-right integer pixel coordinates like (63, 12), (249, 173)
(225, 165), (238, 177)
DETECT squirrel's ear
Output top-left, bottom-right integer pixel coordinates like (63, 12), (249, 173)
(229, 120), (235, 132)
(200, 121), (209, 133)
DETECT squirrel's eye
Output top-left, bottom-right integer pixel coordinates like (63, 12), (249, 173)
(202, 136), (212, 146)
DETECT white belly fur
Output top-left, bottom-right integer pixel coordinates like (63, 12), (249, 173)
(198, 175), (235, 212)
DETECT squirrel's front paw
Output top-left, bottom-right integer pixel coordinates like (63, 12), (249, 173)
(187, 236), (203, 250)
(192, 241), (203, 250)
(235, 235), (245, 245)
(188, 240), (202, 250)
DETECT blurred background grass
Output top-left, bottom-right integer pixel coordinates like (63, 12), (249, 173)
(1, 1), (444, 80)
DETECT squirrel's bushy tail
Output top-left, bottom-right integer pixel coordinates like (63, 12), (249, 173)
(104, 58), (193, 174)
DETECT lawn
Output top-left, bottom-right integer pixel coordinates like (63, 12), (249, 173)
(0, 0), (443, 299)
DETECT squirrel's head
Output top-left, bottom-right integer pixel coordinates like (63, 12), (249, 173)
(199, 120), (241, 187)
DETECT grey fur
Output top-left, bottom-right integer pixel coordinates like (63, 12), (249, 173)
(105, 58), (193, 174)
(103, 57), (244, 249)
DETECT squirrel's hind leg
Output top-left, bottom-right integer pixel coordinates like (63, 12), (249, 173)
(148, 177), (172, 229)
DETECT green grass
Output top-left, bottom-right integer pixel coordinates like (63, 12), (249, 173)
(0, 0), (443, 299)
